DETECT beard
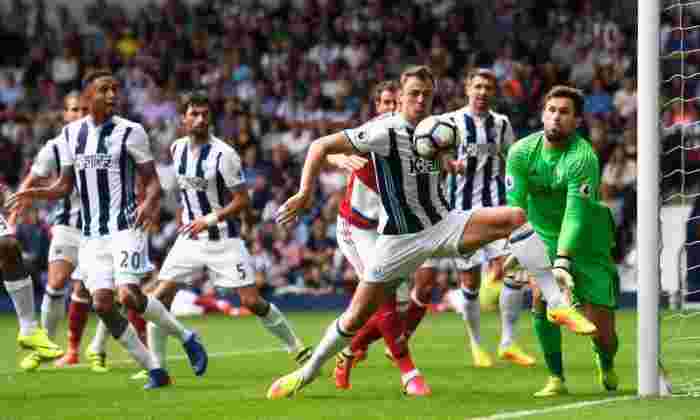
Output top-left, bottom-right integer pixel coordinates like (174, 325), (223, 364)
(545, 127), (568, 143)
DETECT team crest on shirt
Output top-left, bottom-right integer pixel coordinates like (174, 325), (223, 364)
(505, 175), (514, 191)
(177, 175), (209, 191)
(579, 183), (592, 197)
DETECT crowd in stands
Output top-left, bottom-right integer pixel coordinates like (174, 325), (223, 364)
(0, 0), (652, 298)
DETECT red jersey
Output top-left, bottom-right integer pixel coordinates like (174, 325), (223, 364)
(338, 159), (380, 230)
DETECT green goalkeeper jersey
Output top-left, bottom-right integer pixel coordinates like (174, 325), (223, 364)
(505, 130), (615, 261)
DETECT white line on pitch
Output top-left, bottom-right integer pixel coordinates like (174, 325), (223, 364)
(7, 347), (285, 374)
(468, 396), (638, 420)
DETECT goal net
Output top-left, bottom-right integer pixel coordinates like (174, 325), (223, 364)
(642, 0), (700, 397)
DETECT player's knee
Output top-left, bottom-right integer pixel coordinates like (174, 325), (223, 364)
(0, 236), (23, 272)
(240, 293), (263, 313)
(505, 207), (526, 231)
(93, 297), (115, 316)
(117, 285), (146, 312)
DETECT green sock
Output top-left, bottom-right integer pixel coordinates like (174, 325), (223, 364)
(592, 333), (618, 371)
(533, 310), (564, 378)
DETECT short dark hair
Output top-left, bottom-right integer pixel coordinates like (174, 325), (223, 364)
(178, 90), (210, 115)
(399, 65), (435, 88)
(465, 68), (498, 86)
(372, 80), (399, 103)
(81, 69), (113, 89)
(543, 85), (585, 116)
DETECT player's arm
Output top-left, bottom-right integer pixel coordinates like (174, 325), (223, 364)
(557, 151), (600, 258)
(180, 151), (249, 237)
(129, 125), (162, 230)
(326, 154), (368, 173)
(276, 132), (363, 226)
(504, 142), (529, 212)
(7, 165), (75, 211)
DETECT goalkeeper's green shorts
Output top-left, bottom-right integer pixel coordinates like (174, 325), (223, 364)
(571, 257), (620, 310)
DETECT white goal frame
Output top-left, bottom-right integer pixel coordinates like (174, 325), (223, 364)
(637, 0), (661, 397)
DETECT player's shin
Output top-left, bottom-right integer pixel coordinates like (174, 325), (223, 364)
(142, 296), (192, 342)
(41, 286), (66, 339)
(147, 322), (168, 369)
(499, 274), (525, 348)
(258, 302), (305, 353)
(4, 275), (39, 335)
(66, 297), (89, 353)
(301, 316), (354, 383)
(533, 302), (564, 379)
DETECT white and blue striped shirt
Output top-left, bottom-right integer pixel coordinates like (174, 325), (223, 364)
(171, 135), (246, 240)
(443, 107), (514, 210)
(345, 112), (451, 235)
(59, 115), (153, 238)
(31, 136), (82, 229)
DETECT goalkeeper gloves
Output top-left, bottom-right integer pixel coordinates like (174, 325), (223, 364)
(552, 256), (574, 305)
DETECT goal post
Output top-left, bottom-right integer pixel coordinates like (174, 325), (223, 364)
(637, 0), (661, 397)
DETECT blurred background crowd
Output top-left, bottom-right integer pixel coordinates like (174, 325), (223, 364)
(0, 0), (674, 301)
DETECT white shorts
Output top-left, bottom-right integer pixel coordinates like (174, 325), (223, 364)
(365, 210), (474, 284)
(0, 214), (12, 237)
(79, 229), (151, 294)
(453, 239), (507, 272)
(336, 216), (379, 278)
(159, 235), (255, 289)
(48, 225), (81, 265)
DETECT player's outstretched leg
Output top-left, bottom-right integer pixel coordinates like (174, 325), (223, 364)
(507, 224), (596, 335)
(237, 286), (310, 363)
(267, 281), (392, 399)
(497, 270), (535, 367)
(94, 288), (172, 389)
(1, 237), (63, 369)
(119, 283), (206, 378)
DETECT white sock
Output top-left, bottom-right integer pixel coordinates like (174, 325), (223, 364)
(532, 271), (567, 309)
(259, 303), (303, 353)
(5, 277), (38, 335)
(118, 324), (158, 370)
(301, 317), (353, 383)
(41, 286), (66, 339)
(142, 296), (191, 342)
(147, 322), (168, 369)
(446, 289), (467, 316)
(499, 284), (524, 348)
(89, 319), (109, 355)
(461, 287), (481, 344)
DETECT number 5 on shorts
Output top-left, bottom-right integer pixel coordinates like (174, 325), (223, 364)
(236, 263), (246, 280)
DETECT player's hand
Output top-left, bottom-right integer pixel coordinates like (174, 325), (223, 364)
(552, 257), (574, 304)
(275, 191), (312, 228)
(135, 197), (159, 232)
(335, 155), (368, 173)
(178, 217), (209, 238)
(503, 254), (521, 273)
(5, 190), (34, 213)
(445, 159), (465, 175)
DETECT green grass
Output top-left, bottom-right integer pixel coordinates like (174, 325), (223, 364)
(0, 309), (697, 420)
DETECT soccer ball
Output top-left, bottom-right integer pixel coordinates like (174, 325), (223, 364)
(412, 116), (457, 159)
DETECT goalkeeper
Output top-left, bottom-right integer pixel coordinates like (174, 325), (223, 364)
(505, 85), (620, 397)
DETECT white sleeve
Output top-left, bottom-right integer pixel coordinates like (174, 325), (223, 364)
(219, 151), (246, 190)
(342, 119), (391, 156)
(126, 124), (154, 164)
(30, 142), (58, 177)
(58, 127), (74, 167)
(502, 117), (516, 150)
